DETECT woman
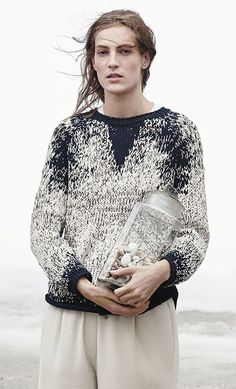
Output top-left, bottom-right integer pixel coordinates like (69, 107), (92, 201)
(30, 9), (210, 389)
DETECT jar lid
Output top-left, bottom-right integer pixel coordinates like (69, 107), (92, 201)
(142, 184), (185, 218)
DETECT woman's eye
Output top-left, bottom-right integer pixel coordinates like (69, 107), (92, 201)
(97, 49), (131, 55)
(119, 49), (131, 54)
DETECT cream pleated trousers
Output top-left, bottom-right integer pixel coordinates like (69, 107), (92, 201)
(38, 298), (179, 389)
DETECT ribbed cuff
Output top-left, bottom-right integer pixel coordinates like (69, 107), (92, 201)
(159, 251), (178, 287)
(67, 266), (93, 295)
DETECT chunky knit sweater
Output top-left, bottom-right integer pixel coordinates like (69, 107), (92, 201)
(30, 105), (210, 316)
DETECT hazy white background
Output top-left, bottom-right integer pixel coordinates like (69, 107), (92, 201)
(0, 0), (235, 312)
(0, 2), (236, 388)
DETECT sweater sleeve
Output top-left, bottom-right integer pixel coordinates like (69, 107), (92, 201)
(30, 119), (92, 296)
(160, 117), (210, 286)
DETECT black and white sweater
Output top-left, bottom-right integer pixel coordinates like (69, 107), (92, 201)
(30, 105), (210, 316)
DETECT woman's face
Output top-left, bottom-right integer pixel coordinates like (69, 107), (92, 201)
(92, 25), (150, 97)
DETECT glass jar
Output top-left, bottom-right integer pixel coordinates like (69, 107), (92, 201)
(98, 184), (185, 289)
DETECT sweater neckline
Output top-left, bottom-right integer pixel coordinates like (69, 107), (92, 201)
(92, 106), (169, 127)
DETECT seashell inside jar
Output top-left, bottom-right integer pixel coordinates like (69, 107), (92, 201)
(99, 239), (156, 289)
(97, 185), (185, 290)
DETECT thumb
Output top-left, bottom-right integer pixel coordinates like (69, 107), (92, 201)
(110, 266), (135, 277)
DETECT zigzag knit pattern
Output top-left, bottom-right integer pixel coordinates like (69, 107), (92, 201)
(30, 106), (210, 315)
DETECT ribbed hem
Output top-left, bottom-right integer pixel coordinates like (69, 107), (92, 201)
(45, 285), (178, 316)
(45, 293), (109, 315)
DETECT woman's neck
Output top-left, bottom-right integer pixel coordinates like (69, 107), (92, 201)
(97, 102), (162, 116)
(101, 97), (155, 118)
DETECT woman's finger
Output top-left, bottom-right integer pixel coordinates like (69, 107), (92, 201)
(111, 300), (150, 317)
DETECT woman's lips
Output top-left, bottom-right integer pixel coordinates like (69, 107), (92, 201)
(107, 76), (123, 81)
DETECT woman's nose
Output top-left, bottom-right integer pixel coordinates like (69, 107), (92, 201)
(108, 52), (119, 67)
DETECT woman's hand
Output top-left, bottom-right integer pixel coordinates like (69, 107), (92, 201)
(109, 259), (171, 306)
(76, 277), (150, 317)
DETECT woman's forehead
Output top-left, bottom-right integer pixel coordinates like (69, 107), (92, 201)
(95, 25), (136, 47)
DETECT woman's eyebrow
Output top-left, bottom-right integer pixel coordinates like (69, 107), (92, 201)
(95, 44), (136, 48)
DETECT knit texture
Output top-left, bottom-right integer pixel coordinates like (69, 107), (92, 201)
(30, 106), (210, 315)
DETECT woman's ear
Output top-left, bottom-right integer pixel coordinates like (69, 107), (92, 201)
(142, 51), (151, 69)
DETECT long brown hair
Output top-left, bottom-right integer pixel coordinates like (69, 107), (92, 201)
(61, 9), (157, 120)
